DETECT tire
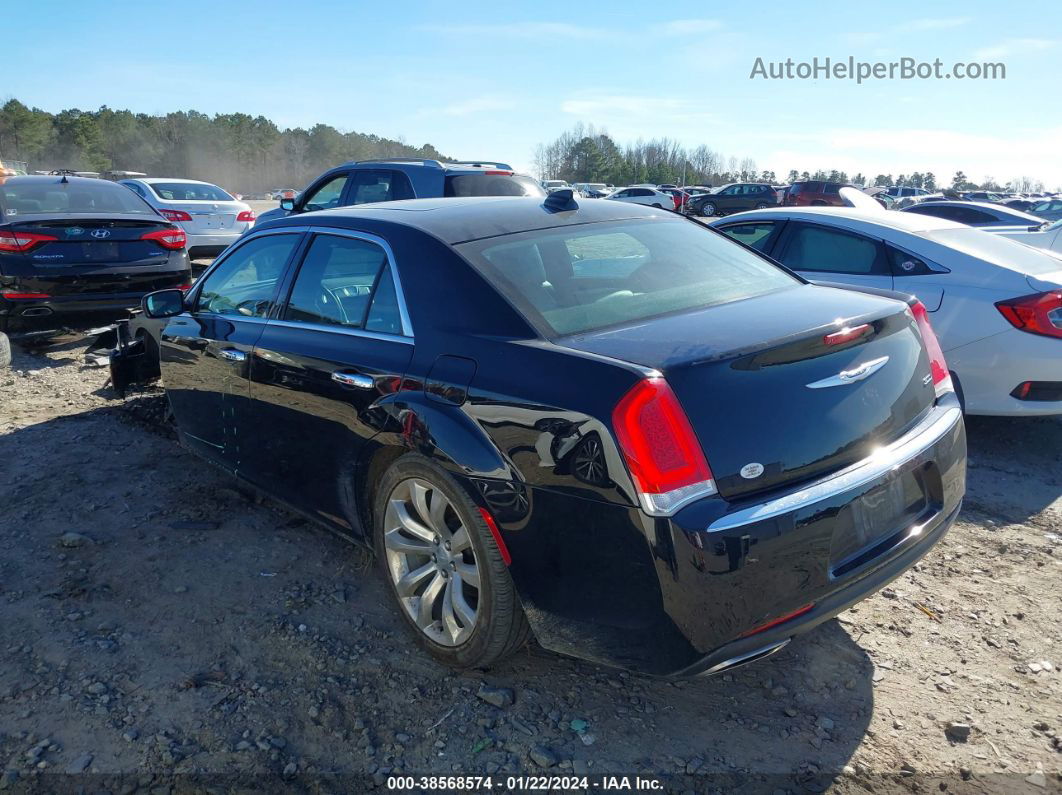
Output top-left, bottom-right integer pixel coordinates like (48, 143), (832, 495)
(755, 202), (769, 210)
(702, 202), (717, 216)
(652, 203), (663, 208)
(0, 331), (10, 369)
(373, 454), (530, 669)
(811, 200), (827, 206)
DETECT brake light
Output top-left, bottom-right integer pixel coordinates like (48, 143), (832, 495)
(0, 289), (51, 299)
(158, 209), (193, 222)
(236, 210), (256, 222)
(483, 170), (514, 176)
(996, 291), (1062, 340)
(0, 231), (58, 253)
(141, 227), (187, 250)
(612, 377), (716, 516)
(910, 300), (953, 398)
(824, 323), (870, 346)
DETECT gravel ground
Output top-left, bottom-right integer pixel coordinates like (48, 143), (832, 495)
(0, 339), (1060, 793)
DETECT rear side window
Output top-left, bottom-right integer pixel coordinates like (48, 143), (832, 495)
(350, 169), (415, 205)
(148, 182), (233, 201)
(779, 224), (881, 274)
(457, 218), (798, 337)
(1, 180), (155, 216)
(719, 222), (778, 253)
(195, 234), (300, 317)
(284, 234), (398, 331)
(445, 174), (546, 198)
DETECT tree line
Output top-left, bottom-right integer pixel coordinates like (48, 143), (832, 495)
(534, 125), (1052, 193)
(0, 99), (449, 193)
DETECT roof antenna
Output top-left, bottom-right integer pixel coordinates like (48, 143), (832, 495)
(60, 174), (69, 184)
(543, 188), (578, 213)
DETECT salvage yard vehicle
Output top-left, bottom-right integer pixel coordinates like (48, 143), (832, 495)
(119, 178), (256, 260)
(687, 183), (777, 217)
(999, 218), (1062, 257)
(0, 175), (191, 368)
(901, 200), (1049, 231)
(711, 205), (1062, 414)
(256, 160), (546, 226)
(136, 193), (965, 676)
(605, 186), (678, 210)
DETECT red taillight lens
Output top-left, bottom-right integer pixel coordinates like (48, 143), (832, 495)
(823, 323), (870, 346)
(236, 210), (256, 223)
(910, 300), (953, 398)
(483, 170), (514, 176)
(141, 227), (187, 250)
(996, 291), (1062, 340)
(0, 231), (58, 253)
(158, 209), (192, 222)
(0, 289), (51, 299)
(612, 377), (715, 516)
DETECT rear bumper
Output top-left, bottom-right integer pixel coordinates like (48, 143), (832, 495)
(947, 328), (1062, 416)
(186, 230), (246, 259)
(1, 293), (154, 337)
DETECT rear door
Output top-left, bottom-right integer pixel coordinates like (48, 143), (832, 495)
(774, 220), (894, 292)
(159, 231), (304, 468)
(715, 219), (787, 257)
(242, 229), (414, 528)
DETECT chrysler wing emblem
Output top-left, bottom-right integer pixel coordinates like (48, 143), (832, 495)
(806, 356), (890, 389)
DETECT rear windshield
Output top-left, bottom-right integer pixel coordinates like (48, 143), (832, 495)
(1, 180), (155, 215)
(149, 182), (234, 201)
(445, 174), (547, 198)
(925, 228), (1062, 275)
(457, 218), (799, 337)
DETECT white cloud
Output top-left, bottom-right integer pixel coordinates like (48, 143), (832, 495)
(974, 38), (1055, 59)
(651, 19), (722, 36)
(896, 17), (971, 32)
(435, 97), (516, 117)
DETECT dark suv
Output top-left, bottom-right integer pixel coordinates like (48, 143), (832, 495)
(784, 181), (859, 207)
(256, 159), (546, 225)
(687, 183), (776, 217)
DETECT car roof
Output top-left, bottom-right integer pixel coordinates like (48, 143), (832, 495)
(257, 195), (673, 244)
(136, 177), (218, 186)
(714, 206), (966, 233)
(0, 174), (113, 187)
(903, 200), (1043, 219)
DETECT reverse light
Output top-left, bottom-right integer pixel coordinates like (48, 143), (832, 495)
(158, 209), (193, 222)
(236, 210), (256, 223)
(0, 231), (58, 253)
(996, 291), (1062, 340)
(141, 227), (187, 250)
(909, 301), (953, 399)
(612, 377), (716, 516)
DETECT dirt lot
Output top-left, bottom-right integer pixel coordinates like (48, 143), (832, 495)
(0, 340), (1060, 793)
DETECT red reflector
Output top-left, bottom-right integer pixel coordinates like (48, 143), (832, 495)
(0, 231), (58, 253)
(613, 378), (713, 502)
(0, 291), (51, 300)
(1014, 381), (1033, 399)
(141, 227), (187, 250)
(910, 301), (953, 397)
(477, 507), (511, 566)
(236, 210), (256, 222)
(741, 603), (815, 638)
(158, 209), (193, 222)
(823, 323), (870, 346)
(996, 291), (1062, 340)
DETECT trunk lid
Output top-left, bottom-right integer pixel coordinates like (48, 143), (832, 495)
(1, 217), (184, 295)
(161, 202), (241, 233)
(562, 285), (936, 500)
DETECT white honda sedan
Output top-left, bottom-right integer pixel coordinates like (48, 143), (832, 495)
(999, 219), (1062, 257)
(709, 207), (1062, 416)
(606, 186), (678, 211)
(120, 178), (255, 260)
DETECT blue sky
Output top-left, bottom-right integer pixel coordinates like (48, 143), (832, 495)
(7, 1), (1062, 186)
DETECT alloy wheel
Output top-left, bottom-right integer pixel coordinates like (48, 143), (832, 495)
(383, 478), (481, 646)
(703, 202), (717, 216)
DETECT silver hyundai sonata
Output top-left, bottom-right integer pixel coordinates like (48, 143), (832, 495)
(119, 178), (255, 260)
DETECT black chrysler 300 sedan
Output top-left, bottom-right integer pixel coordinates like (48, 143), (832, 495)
(138, 193), (966, 677)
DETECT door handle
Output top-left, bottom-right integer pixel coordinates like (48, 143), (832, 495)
(332, 371), (375, 389)
(219, 349), (246, 362)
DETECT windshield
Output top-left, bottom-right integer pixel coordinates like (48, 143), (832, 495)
(149, 182), (234, 201)
(457, 218), (799, 337)
(445, 174), (547, 198)
(1, 180), (155, 215)
(926, 228), (1062, 276)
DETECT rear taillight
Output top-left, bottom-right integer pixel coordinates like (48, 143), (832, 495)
(996, 291), (1062, 340)
(910, 300), (953, 398)
(672, 195), (680, 210)
(0, 289), (51, 300)
(141, 227), (187, 250)
(0, 231), (58, 253)
(236, 210), (256, 223)
(612, 377), (716, 516)
(158, 209), (193, 222)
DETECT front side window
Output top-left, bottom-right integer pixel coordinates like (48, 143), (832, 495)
(302, 174), (349, 212)
(779, 224), (881, 274)
(458, 218), (798, 337)
(195, 234), (300, 317)
(284, 234), (394, 330)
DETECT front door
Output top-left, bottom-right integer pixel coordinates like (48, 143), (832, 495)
(243, 230), (414, 530)
(160, 231), (304, 468)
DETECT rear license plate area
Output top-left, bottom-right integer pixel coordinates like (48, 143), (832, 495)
(81, 242), (120, 261)
(829, 470), (928, 577)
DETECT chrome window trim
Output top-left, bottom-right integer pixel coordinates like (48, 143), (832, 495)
(187, 227), (303, 308)
(265, 318), (414, 345)
(707, 405), (962, 533)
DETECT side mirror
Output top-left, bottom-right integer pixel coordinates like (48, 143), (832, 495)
(280, 198), (296, 212)
(143, 289), (185, 319)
